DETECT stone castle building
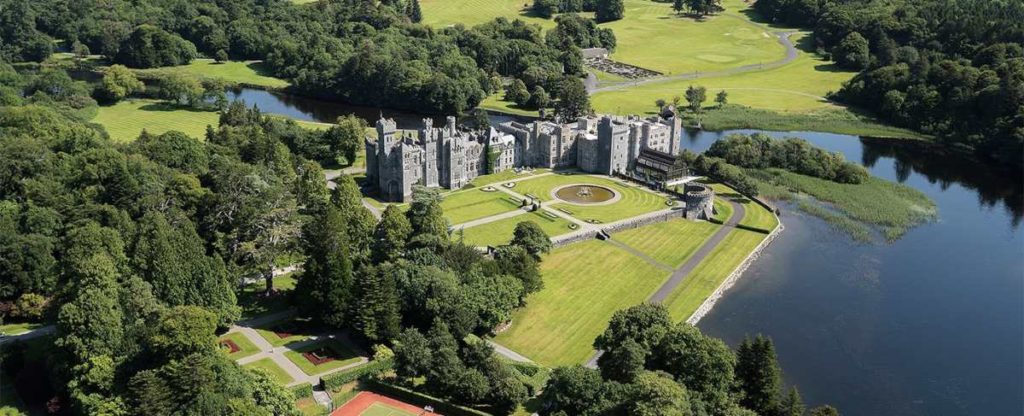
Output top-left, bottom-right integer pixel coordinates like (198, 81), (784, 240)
(365, 114), (685, 202)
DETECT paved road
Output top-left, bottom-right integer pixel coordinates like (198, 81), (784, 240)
(590, 31), (798, 94)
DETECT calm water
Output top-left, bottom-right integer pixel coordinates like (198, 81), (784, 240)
(229, 89), (1024, 415)
(681, 130), (1023, 415)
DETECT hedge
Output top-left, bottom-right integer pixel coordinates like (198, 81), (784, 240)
(290, 383), (313, 399)
(364, 379), (492, 416)
(321, 358), (394, 391)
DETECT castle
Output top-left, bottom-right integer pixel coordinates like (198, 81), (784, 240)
(365, 114), (686, 202)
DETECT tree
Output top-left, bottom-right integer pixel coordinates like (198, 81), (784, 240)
(325, 114), (366, 166)
(505, 79), (530, 107)
(554, 76), (590, 120)
(810, 405), (841, 416)
(627, 371), (693, 416)
(600, 338), (646, 382)
(148, 306), (217, 359)
(407, 186), (448, 240)
(656, 98), (667, 111)
(540, 366), (616, 416)
(779, 387), (805, 416)
(688, 0), (724, 16)
(294, 205), (354, 327)
(493, 245), (542, 297)
(394, 327), (432, 378)
(248, 367), (298, 415)
(673, 0), (686, 14)
(407, 0), (423, 23)
(529, 85), (550, 110)
(331, 174), (376, 262)
(735, 335), (782, 415)
(158, 73), (204, 107)
(533, 0), (560, 18)
(72, 40), (91, 61)
(685, 85), (707, 113)
(295, 160), (329, 210)
(595, 0), (625, 22)
(834, 32), (870, 70)
(115, 24), (197, 68)
(469, 107), (490, 130)
(510, 221), (552, 258)
(351, 266), (402, 343)
(214, 49), (229, 63)
(715, 90), (728, 107)
(373, 205), (412, 263)
(651, 323), (736, 412)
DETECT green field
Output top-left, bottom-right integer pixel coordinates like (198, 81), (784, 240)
(493, 240), (671, 366)
(712, 197), (733, 223)
(219, 332), (260, 360)
(0, 321), (44, 335)
(440, 189), (522, 224)
(420, 0), (568, 29)
(690, 105), (927, 139)
(468, 168), (550, 188)
(93, 99), (218, 142)
(135, 59), (289, 88)
(661, 228), (767, 321)
(613, 219), (719, 267)
(255, 318), (314, 347)
(457, 210), (575, 247)
(283, 339), (363, 376)
(244, 358), (295, 385)
(513, 173), (670, 223)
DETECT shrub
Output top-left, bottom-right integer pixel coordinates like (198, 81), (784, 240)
(290, 383), (313, 399)
(322, 358), (394, 391)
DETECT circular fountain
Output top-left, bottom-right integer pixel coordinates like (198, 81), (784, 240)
(552, 184), (619, 205)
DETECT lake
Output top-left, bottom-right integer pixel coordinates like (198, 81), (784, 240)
(228, 89), (1024, 415)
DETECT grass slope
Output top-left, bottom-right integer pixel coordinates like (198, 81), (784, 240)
(613, 218), (719, 267)
(135, 59), (289, 88)
(493, 240), (670, 366)
(661, 228), (766, 321)
(457, 210), (575, 247)
(244, 358), (295, 385)
(708, 182), (778, 232)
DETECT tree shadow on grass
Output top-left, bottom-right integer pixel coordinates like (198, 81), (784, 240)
(136, 102), (213, 113)
(247, 61), (278, 78)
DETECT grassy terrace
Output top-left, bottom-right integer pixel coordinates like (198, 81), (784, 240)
(440, 188), (522, 225)
(467, 168), (550, 188)
(613, 218), (719, 267)
(134, 59), (289, 88)
(513, 173), (669, 223)
(219, 332), (260, 360)
(457, 210), (575, 247)
(493, 239), (671, 366)
(712, 197), (733, 223)
(662, 228), (767, 321)
(255, 318), (313, 347)
(244, 358), (294, 385)
(283, 339), (362, 376)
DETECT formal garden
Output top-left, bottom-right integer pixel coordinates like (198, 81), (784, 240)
(283, 338), (364, 376)
(456, 210), (575, 248)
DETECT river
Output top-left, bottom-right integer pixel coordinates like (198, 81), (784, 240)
(228, 88), (1024, 415)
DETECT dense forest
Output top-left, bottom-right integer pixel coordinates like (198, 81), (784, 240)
(0, 0), (585, 115)
(753, 0), (1024, 169)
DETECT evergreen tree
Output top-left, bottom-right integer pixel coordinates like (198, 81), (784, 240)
(407, 186), (448, 240)
(529, 85), (550, 110)
(294, 205), (354, 327)
(779, 387), (806, 416)
(351, 266), (402, 343)
(295, 159), (329, 211)
(407, 0), (423, 23)
(331, 174), (376, 262)
(809, 405), (841, 416)
(373, 205), (412, 263)
(735, 335), (783, 415)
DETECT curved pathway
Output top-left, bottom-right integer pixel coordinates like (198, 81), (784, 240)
(590, 31), (797, 94)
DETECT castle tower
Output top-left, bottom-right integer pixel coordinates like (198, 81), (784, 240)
(376, 117), (398, 156)
(668, 114), (682, 155)
(421, 118), (439, 187)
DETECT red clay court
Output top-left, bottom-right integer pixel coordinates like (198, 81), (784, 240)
(331, 391), (442, 416)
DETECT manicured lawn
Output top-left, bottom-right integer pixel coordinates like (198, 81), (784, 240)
(218, 332), (260, 360)
(613, 219), (719, 267)
(134, 59), (289, 88)
(662, 229), (766, 321)
(493, 240), (671, 366)
(467, 168), (550, 188)
(420, 0), (569, 29)
(93, 99), (218, 142)
(713, 197), (733, 223)
(440, 188), (522, 225)
(601, 0), (782, 74)
(283, 339), (363, 376)
(512, 173), (670, 223)
(591, 32), (857, 114)
(456, 209), (575, 247)
(244, 358), (295, 385)
(707, 182), (778, 232)
(254, 318), (314, 347)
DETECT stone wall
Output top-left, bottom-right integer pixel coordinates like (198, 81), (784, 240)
(601, 208), (685, 235)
